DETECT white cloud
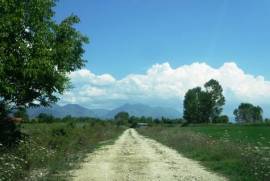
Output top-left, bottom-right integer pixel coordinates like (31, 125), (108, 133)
(69, 69), (115, 86)
(61, 62), (270, 112)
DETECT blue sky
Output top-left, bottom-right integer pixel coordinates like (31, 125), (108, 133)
(55, 1), (270, 117)
(55, 0), (270, 79)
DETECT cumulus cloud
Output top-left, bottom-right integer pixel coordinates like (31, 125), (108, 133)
(69, 69), (115, 86)
(60, 62), (270, 112)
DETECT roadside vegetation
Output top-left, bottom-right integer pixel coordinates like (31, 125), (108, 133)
(138, 123), (270, 181)
(0, 117), (124, 181)
(136, 79), (269, 181)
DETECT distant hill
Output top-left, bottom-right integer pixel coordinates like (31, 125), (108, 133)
(105, 103), (180, 119)
(28, 103), (181, 119)
(90, 109), (110, 119)
(27, 104), (95, 118)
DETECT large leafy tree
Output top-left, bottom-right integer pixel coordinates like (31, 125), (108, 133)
(234, 103), (263, 123)
(204, 79), (225, 122)
(183, 87), (201, 123)
(183, 79), (225, 123)
(198, 90), (213, 123)
(114, 112), (129, 126)
(0, 0), (88, 117)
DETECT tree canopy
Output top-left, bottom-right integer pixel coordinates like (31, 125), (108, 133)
(114, 112), (129, 121)
(234, 103), (263, 123)
(183, 79), (225, 123)
(0, 0), (88, 117)
(114, 112), (129, 126)
(204, 79), (225, 122)
(183, 87), (203, 123)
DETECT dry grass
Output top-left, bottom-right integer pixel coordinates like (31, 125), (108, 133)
(0, 121), (124, 181)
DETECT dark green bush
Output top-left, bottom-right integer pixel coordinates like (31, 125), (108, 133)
(213, 115), (229, 123)
(0, 119), (22, 147)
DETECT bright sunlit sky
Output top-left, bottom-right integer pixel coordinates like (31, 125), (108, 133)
(55, 0), (270, 79)
(55, 0), (270, 116)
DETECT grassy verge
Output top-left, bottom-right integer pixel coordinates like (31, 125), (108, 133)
(137, 124), (270, 181)
(0, 121), (125, 181)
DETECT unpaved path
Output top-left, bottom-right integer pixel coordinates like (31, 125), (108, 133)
(71, 129), (226, 181)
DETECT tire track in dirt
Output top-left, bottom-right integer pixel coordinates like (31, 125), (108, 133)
(71, 129), (227, 181)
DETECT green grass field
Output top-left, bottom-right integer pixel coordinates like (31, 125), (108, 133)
(186, 124), (270, 145)
(138, 124), (270, 181)
(0, 121), (124, 181)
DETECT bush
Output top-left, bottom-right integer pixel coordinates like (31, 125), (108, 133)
(213, 115), (229, 123)
(0, 119), (22, 147)
(130, 122), (138, 128)
(37, 113), (55, 123)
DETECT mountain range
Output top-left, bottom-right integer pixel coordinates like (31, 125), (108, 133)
(27, 103), (180, 119)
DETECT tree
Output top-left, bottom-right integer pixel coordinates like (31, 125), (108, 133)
(0, 0), (88, 117)
(253, 106), (263, 122)
(183, 79), (225, 123)
(114, 112), (129, 126)
(198, 90), (212, 123)
(37, 113), (54, 123)
(204, 79), (225, 122)
(213, 115), (229, 123)
(265, 118), (270, 123)
(128, 116), (137, 125)
(234, 103), (263, 123)
(183, 87), (202, 123)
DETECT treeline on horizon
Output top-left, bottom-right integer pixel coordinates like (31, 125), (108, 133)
(14, 79), (268, 125)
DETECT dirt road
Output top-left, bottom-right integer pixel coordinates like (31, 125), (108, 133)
(71, 129), (226, 181)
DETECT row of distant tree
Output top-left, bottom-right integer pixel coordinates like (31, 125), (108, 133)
(183, 79), (264, 124)
(13, 83), (266, 125)
(12, 84), (266, 125)
(1, 78), (267, 126)
(114, 112), (182, 127)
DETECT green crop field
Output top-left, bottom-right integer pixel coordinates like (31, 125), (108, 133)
(185, 124), (270, 145)
(138, 124), (270, 181)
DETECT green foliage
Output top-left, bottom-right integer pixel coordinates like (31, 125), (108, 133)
(0, 118), (22, 147)
(128, 115), (137, 125)
(265, 118), (270, 122)
(0, 102), (10, 119)
(114, 112), (129, 126)
(126, 115), (182, 128)
(234, 103), (263, 123)
(0, 0), (88, 111)
(213, 115), (229, 124)
(204, 79), (225, 122)
(183, 87), (203, 123)
(183, 79), (225, 123)
(37, 113), (54, 123)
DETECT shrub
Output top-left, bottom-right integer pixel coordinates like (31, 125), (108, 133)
(213, 115), (229, 123)
(0, 119), (22, 147)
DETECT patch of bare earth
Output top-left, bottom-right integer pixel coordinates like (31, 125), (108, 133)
(71, 129), (227, 181)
